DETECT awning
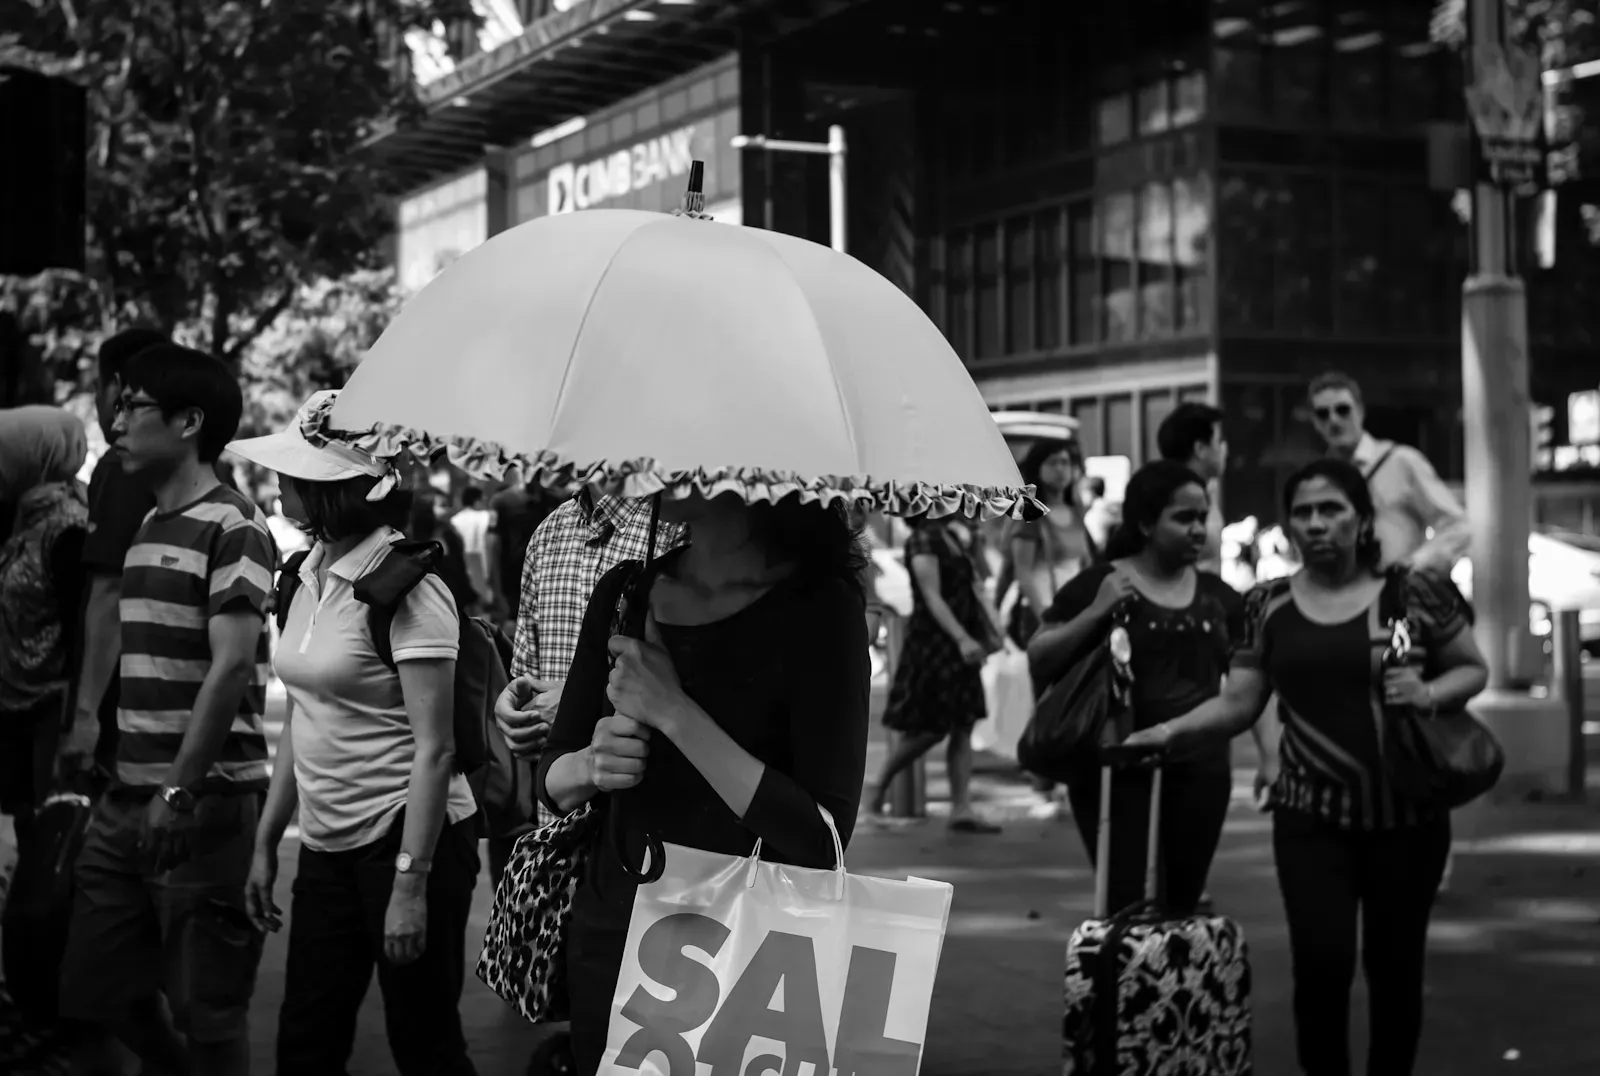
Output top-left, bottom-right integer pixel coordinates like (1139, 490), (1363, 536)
(369, 0), (748, 189)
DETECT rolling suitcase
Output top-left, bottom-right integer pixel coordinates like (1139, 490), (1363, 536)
(1062, 764), (1252, 1075)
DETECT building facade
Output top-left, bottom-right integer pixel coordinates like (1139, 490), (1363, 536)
(381, 0), (1600, 531)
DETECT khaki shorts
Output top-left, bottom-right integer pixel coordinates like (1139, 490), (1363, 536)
(58, 788), (264, 1043)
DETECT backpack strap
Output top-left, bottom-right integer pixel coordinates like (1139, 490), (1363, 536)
(353, 540), (443, 670)
(274, 550), (312, 633)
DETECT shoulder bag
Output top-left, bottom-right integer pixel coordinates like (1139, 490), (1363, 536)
(1016, 598), (1135, 783)
(1378, 569), (1505, 810)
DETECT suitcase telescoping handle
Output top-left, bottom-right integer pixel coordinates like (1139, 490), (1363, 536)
(1091, 763), (1163, 919)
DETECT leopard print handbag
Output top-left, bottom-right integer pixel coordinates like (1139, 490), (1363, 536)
(476, 801), (602, 1024)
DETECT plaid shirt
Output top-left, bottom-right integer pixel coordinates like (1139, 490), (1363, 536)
(513, 491), (685, 683)
(513, 492), (683, 825)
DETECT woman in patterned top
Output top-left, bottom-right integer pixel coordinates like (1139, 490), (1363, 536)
(867, 514), (1005, 832)
(1124, 458), (1489, 1076)
(1029, 461), (1242, 916)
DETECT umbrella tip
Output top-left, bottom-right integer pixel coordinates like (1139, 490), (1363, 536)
(682, 161), (706, 215)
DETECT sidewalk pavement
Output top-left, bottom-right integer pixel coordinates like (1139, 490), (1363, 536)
(244, 707), (1600, 1075)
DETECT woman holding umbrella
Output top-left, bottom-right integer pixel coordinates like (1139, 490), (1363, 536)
(299, 193), (1039, 1074)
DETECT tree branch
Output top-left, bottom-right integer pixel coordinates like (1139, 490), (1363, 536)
(223, 284), (297, 364)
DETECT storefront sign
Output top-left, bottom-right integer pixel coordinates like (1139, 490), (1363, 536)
(397, 170), (490, 294)
(1466, 42), (1545, 191)
(547, 124), (699, 215)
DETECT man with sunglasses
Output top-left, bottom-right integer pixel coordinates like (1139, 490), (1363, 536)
(1307, 371), (1468, 572)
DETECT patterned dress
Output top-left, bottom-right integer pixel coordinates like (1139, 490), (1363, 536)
(882, 520), (990, 735)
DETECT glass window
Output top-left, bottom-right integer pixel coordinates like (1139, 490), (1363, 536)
(976, 226), (1001, 359)
(1336, 181), (1386, 334)
(1036, 209), (1064, 351)
(1072, 397), (1104, 456)
(1174, 174), (1212, 333)
(1171, 69), (1208, 128)
(1137, 79), (1171, 136)
(1105, 395), (1136, 460)
(1101, 192), (1137, 343)
(1143, 391), (1176, 463)
(1069, 201), (1099, 346)
(1331, 2), (1384, 129)
(1139, 182), (1175, 338)
(1006, 216), (1035, 353)
(1217, 173), (1275, 331)
(1388, 4), (1438, 127)
(1097, 94), (1133, 146)
(1386, 186), (1432, 335)
(1213, 0), (1265, 122)
(1275, 176), (1333, 333)
(946, 231), (972, 358)
(1268, 0), (1328, 125)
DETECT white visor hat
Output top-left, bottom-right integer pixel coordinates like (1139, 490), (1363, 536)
(227, 390), (399, 502)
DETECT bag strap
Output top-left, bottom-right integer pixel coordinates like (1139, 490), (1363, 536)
(354, 540), (442, 670)
(1377, 565), (1410, 629)
(1363, 444), (1398, 483)
(274, 550), (312, 633)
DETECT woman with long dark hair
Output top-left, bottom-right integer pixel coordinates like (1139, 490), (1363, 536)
(1027, 460), (1241, 915)
(866, 511), (1005, 833)
(535, 490), (872, 1075)
(229, 395), (482, 1076)
(1001, 438), (1097, 648)
(1123, 458), (1488, 1076)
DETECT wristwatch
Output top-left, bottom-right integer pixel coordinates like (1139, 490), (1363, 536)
(159, 785), (197, 813)
(395, 852), (432, 875)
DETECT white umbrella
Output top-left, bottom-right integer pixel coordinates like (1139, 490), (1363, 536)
(307, 207), (1036, 519)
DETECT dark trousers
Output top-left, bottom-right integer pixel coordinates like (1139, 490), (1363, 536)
(1065, 756), (1231, 916)
(1272, 808), (1451, 1076)
(276, 814), (480, 1076)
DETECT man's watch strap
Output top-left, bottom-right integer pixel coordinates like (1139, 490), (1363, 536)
(395, 852), (432, 875)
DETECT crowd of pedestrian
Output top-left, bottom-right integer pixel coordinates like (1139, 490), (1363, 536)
(0, 309), (1484, 1076)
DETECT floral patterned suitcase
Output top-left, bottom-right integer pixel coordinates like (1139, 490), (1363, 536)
(1062, 767), (1252, 1075)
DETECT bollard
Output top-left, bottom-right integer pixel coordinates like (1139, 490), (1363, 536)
(881, 613), (927, 818)
(1553, 609), (1585, 800)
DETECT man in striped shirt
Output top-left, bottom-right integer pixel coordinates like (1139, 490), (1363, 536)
(58, 345), (274, 1076)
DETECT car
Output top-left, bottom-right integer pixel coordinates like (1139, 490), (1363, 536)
(1450, 526), (1600, 655)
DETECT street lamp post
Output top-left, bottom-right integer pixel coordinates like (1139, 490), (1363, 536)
(731, 125), (848, 254)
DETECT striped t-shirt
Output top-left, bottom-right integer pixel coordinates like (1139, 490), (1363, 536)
(117, 484), (276, 790)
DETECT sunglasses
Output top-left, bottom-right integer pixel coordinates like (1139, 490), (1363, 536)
(1313, 403), (1354, 422)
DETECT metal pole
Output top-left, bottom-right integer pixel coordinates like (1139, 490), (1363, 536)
(1554, 609), (1586, 799)
(1463, 0), (1536, 688)
(828, 124), (847, 255)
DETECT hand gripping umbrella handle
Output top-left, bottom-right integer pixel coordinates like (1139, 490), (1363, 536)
(609, 494), (666, 884)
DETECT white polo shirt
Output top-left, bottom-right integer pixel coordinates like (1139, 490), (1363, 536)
(275, 526), (478, 853)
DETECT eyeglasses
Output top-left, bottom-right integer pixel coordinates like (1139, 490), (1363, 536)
(114, 395), (164, 418)
(1313, 403), (1354, 422)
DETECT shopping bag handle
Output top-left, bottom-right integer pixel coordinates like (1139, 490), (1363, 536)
(743, 803), (847, 902)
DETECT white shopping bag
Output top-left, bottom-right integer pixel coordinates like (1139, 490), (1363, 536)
(975, 647), (1034, 760)
(598, 809), (954, 1076)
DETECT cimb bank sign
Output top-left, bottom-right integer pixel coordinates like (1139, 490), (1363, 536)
(547, 125), (697, 215)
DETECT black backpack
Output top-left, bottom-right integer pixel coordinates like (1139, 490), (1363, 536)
(274, 540), (536, 840)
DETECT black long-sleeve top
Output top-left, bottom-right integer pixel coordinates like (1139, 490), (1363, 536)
(535, 556), (871, 934)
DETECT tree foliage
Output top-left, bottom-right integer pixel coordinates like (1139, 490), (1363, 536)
(0, 0), (473, 366)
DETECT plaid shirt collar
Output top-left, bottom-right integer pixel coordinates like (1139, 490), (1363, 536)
(580, 489), (662, 550)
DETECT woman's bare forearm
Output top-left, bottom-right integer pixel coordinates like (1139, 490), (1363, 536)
(544, 748), (598, 813)
(1026, 605), (1107, 684)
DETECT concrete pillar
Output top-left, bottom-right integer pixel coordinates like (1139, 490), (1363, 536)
(1460, 0), (1569, 798)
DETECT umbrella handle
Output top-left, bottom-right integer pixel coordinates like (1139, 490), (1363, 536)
(608, 494), (667, 884)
